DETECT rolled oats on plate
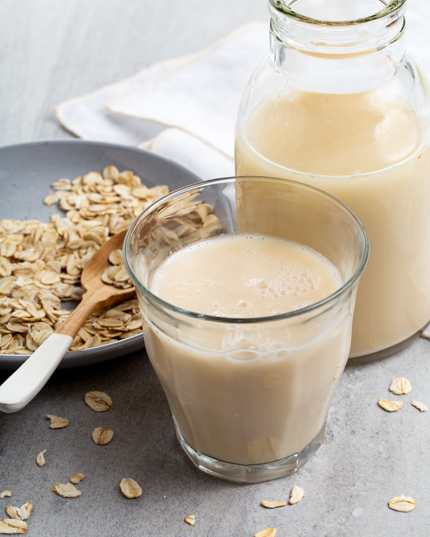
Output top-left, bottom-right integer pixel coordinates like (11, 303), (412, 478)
(0, 166), (171, 356)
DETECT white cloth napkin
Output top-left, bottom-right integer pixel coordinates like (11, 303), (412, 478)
(55, 3), (430, 181)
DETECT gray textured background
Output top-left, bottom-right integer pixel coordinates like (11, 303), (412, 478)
(1, 1), (430, 536)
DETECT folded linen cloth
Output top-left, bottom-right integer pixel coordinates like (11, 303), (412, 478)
(55, 3), (430, 181)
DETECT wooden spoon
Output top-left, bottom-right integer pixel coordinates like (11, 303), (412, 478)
(0, 228), (135, 413)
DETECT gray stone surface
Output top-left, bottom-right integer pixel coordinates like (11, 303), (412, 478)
(1, 1), (430, 536)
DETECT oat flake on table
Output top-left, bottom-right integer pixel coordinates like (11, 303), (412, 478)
(92, 427), (114, 445)
(52, 483), (81, 498)
(388, 495), (416, 512)
(389, 377), (412, 395)
(289, 485), (305, 505)
(69, 474), (85, 484)
(5, 503), (32, 522)
(84, 391), (112, 412)
(0, 519), (27, 534)
(46, 414), (69, 429)
(411, 400), (427, 412)
(119, 478), (142, 499)
(36, 450), (46, 467)
(261, 500), (287, 509)
(254, 529), (277, 537)
(185, 515), (195, 526)
(378, 399), (403, 412)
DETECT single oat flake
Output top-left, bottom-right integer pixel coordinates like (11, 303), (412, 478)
(120, 478), (142, 499)
(36, 450), (46, 467)
(388, 495), (416, 512)
(5, 503), (32, 521)
(378, 399), (403, 412)
(52, 483), (81, 498)
(289, 485), (305, 505)
(46, 414), (69, 429)
(92, 427), (114, 445)
(84, 391), (112, 412)
(254, 529), (277, 537)
(411, 401), (427, 412)
(70, 474), (85, 485)
(389, 377), (412, 395)
(185, 515), (195, 526)
(0, 492), (12, 499)
(261, 500), (287, 509)
(0, 519), (27, 534)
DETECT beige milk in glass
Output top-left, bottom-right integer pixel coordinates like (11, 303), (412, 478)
(146, 234), (349, 465)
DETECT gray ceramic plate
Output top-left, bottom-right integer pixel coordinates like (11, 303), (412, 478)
(0, 140), (201, 370)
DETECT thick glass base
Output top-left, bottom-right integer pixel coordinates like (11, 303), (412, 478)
(175, 421), (326, 483)
(348, 324), (427, 364)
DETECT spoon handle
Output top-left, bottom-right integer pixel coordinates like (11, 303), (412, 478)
(0, 290), (105, 414)
(0, 333), (73, 413)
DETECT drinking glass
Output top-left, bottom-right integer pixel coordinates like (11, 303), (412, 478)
(124, 176), (368, 483)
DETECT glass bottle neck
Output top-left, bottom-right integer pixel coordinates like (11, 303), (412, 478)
(269, 0), (407, 93)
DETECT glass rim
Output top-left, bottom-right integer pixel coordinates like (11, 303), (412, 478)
(269, 0), (406, 27)
(124, 176), (369, 325)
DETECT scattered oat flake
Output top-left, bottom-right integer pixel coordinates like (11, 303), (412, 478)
(388, 495), (416, 512)
(36, 450), (46, 467)
(378, 399), (403, 412)
(92, 427), (114, 445)
(52, 483), (81, 498)
(411, 400), (427, 412)
(289, 485), (305, 505)
(120, 478), (142, 499)
(85, 391), (112, 412)
(46, 414), (69, 429)
(254, 529), (277, 537)
(261, 500), (287, 509)
(0, 492), (11, 499)
(389, 377), (412, 395)
(185, 515), (195, 526)
(5, 503), (32, 521)
(0, 519), (27, 534)
(70, 474), (85, 484)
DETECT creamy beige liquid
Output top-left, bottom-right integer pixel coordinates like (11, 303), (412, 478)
(144, 234), (352, 465)
(235, 89), (430, 357)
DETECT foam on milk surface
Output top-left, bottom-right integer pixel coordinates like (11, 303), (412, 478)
(151, 234), (342, 318)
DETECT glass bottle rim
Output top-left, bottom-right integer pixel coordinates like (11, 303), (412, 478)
(269, 0), (406, 27)
(123, 176), (369, 326)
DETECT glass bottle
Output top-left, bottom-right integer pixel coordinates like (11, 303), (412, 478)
(235, 0), (430, 360)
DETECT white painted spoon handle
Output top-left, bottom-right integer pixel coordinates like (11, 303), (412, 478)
(0, 333), (73, 413)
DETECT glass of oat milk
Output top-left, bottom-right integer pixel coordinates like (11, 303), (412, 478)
(124, 177), (368, 483)
(235, 0), (430, 361)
